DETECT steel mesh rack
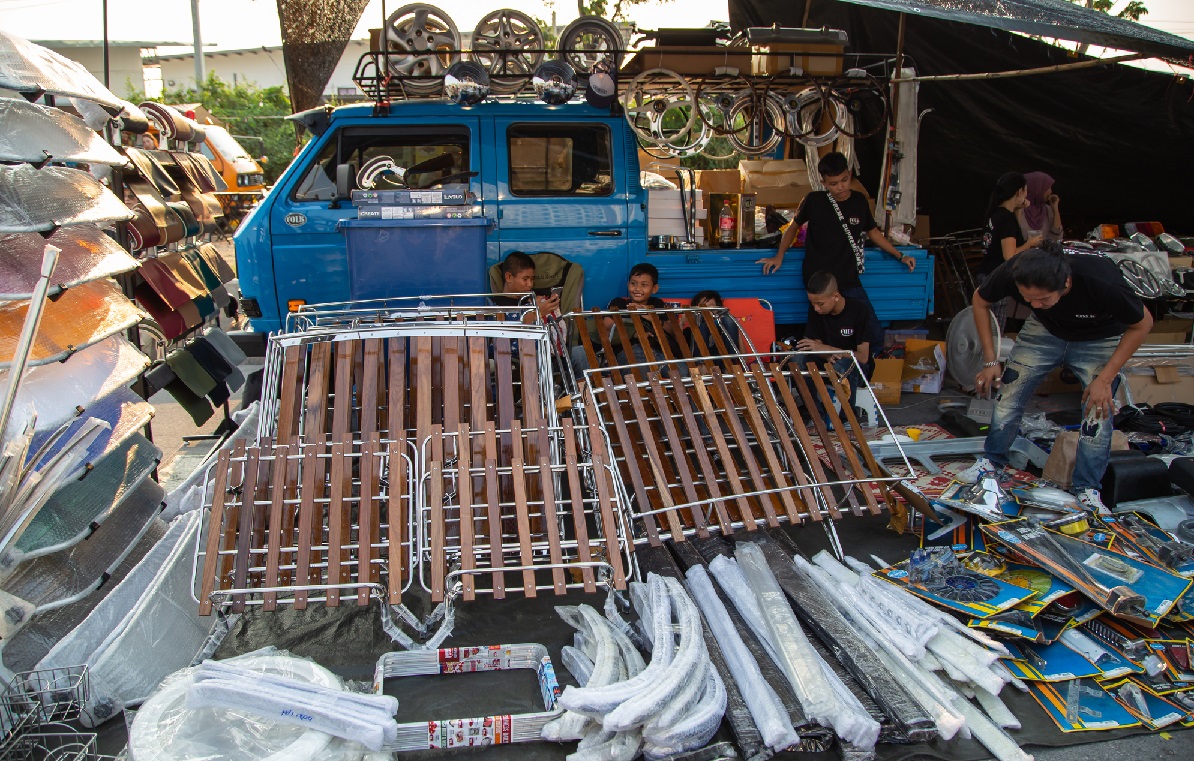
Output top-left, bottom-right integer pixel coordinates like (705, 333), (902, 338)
(0, 667), (92, 761)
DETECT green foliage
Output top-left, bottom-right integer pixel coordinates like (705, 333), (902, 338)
(163, 74), (295, 184)
(579, 0), (671, 22)
(1070, 0), (1148, 21)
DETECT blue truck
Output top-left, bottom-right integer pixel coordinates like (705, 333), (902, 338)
(233, 99), (932, 336)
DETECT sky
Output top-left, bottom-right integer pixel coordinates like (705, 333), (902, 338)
(1, 0), (1192, 55)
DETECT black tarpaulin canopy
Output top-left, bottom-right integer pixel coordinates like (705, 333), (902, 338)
(831, 0), (1194, 61)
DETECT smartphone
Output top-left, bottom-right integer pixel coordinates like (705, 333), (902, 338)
(549, 286), (563, 298)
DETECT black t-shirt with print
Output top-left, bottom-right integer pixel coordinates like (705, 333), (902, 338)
(805, 299), (874, 352)
(977, 252), (1145, 341)
(794, 191), (876, 290)
(980, 206), (1024, 275)
(608, 296), (669, 347)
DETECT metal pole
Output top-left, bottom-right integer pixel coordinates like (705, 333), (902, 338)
(101, 0), (110, 88)
(191, 0), (206, 86)
(883, 12), (906, 235)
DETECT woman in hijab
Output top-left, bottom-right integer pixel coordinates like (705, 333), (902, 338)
(1020, 171), (1063, 241)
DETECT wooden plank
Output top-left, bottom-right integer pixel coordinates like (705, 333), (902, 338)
(729, 369), (803, 524)
(215, 442), (246, 589)
(749, 366), (812, 522)
(709, 369), (780, 528)
(360, 338), (382, 438)
(326, 441), (349, 607)
(367, 432), (384, 585)
(468, 336), (488, 509)
(431, 334), (443, 427)
(645, 312), (676, 362)
(825, 363), (893, 509)
(495, 337), (516, 514)
(790, 365), (862, 515)
(198, 448), (233, 616)
(537, 425), (567, 595)
(594, 309), (624, 386)
(562, 419), (597, 592)
(806, 366), (881, 515)
(688, 368), (757, 529)
(457, 423), (476, 601)
(509, 421), (537, 597)
(263, 443), (291, 610)
(230, 445), (261, 612)
(587, 418), (627, 588)
(610, 310), (644, 383)
(442, 338), (461, 541)
(599, 377), (658, 545)
(699, 308), (734, 358)
(387, 438), (407, 605)
(415, 337), (433, 450)
(357, 435), (378, 606)
(429, 424), (446, 602)
(518, 337), (542, 457)
(665, 367), (734, 534)
(646, 372), (707, 538)
(387, 337), (407, 437)
(577, 310), (603, 381)
(276, 344), (303, 440)
(627, 310), (659, 364)
(768, 364), (840, 519)
(293, 435), (325, 609)
(622, 377), (688, 541)
(249, 437), (274, 551)
(304, 341), (332, 439)
(484, 423), (506, 598)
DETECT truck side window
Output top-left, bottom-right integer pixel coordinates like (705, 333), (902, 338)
(293, 126), (471, 201)
(507, 124), (612, 197)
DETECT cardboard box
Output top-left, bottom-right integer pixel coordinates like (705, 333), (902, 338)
(901, 339), (946, 394)
(696, 169), (742, 194)
(1144, 317), (1192, 345)
(1126, 365), (1194, 405)
(883, 328), (929, 348)
(912, 214), (931, 244)
(871, 358), (903, 406)
(705, 193), (755, 248)
(739, 159), (811, 209)
(639, 150), (680, 173)
(751, 42), (844, 76)
(625, 46), (753, 76)
(1169, 256), (1193, 270)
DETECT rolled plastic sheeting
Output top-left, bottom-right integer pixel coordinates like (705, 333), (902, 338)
(0, 164), (133, 234)
(0, 279), (146, 369)
(2, 335), (149, 438)
(0, 98), (127, 166)
(0, 227), (138, 300)
(128, 650), (341, 761)
(0, 31), (123, 113)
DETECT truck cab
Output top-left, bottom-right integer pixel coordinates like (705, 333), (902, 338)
(195, 125), (267, 224)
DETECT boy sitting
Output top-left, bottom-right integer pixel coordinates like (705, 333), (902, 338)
(793, 271), (877, 407)
(493, 251), (561, 323)
(572, 262), (675, 373)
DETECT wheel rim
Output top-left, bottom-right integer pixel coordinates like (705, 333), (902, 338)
(469, 9), (544, 93)
(622, 68), (697, 146)
(559, 16), (623, 74)
(726, 91), (785, 156)
(385, 3), (462, 93)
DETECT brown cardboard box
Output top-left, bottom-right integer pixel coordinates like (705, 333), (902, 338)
(509, 137), (571, 191)
(901, 339), (946, 394)
(368, 28), (382, 51)
(739, 159), (810, 209)
(912, 215), (931, 244)
(1144, 317), (1192, 345)
(871, 358), (903, 406)
(751, 43), (844, 76)
(1169, 256), (1193, 270)
(1043, 430), (1130, 489)
(696, 169), (742, 194)
(638, 150), (680, 173)
(1126, 365), (1194, 405)
(624, 46), (754, 76)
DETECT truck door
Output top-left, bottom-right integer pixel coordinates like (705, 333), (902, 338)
(492, 119), (630, 308)
(267, 120), (481, 316)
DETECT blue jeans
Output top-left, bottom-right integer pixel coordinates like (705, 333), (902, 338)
(984, 316), (1120, 490)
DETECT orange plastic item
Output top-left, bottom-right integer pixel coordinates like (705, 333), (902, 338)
(0, 279), (145, 367)
(1095, 224), (1120, 240)
(724, 297), (776, 357)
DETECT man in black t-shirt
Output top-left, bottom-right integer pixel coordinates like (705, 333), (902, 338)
(960, 246), (1153, 514)
(793, 271), (877, 409)
(757, 152), (915, 345)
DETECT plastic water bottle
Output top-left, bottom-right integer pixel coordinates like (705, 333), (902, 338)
(718, 201), (735, 248)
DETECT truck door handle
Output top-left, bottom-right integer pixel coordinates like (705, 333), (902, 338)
(588, 230), (623, 237)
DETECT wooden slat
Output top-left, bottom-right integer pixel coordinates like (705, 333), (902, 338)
(628, 311), (660, 364)
(198, 448), (233, 616)
(825, 363), (894, 509)
(646, 372), (708, 538)
(686, 368), (757, 530)
(729, 369), (803, 524)
(749, 366), (812, 522)
(357, 435), (378, 606)
(646, 312), (677, 362)
(263, 443), (291, 609)
(806, 366), (881, 515)
(293, 435), (325, 609)
(249, 437), (274, 551)
(304, 341), (332, 439)
(594, 309), (624, 386)
(360, 338), (382, 438)
(587, 418), (627, 588)
(468, 336), (488, 509)
(387, 438), (406, 604)
(768, 364), (840, 519)
(484, 423), (506, 598)
(278, 437), (300, 587)
(431, 334), (443, 427)
(510, 421), (537, 596)
(230, 445), (261, 612)
(442, 338), (461, 541)
(537, 425), (567, 595)
(577, 310), (604, 381)
(621, 377), (688, 541)
(666, 366), (735, 534)
(415, 337), (433, 449)
(215, 441), (246, 588)
(699, 308), (734, 358)
(709, 369), (780, 528)
(518, 337), (542, 461)
(789, 366), (862, 515)
(276, 344), (303, 440)
(495, 337), (516, 513)
(610, 311), (644, 383)
(457, 423), (476, 601)
(387, 337), (407, 436)
(562, 419), (597, 592)
(326, 441), (349, 607)
(430, 424), (446, 602)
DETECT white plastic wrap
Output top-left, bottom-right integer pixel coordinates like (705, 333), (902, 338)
(974, 686), (1021, 730)
(561, 646), (594, 687)
(545, 605), (623, 742)
(706, 555), (784, 666)
(951, 687), (1035, 761)
(128, 650), (344, 761)
(684, 564), (799, 751)
(641, 665), (726, 760)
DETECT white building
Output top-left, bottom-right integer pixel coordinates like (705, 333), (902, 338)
(148, 40), (374, 101)
(30, 40), (185, 99)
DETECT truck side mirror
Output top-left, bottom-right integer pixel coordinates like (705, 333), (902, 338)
(331, 162), (357, 209)
(259, 156), (269, 165)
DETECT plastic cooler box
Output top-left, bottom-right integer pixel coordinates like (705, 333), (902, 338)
(338, 217), (490, 301)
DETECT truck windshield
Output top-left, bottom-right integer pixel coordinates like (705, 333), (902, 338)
(205, 125), (251, 160)
(293, 126), (471, 201)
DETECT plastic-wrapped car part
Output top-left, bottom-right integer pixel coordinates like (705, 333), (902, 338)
(1, 335), (149, 439)
(950, 686), (1034, 761)
(0, 227), (137, 300)
(685, 564), (799, 751)
(0, 98), (127, 166)
(751, 534), (938, 742)
(0, 31), (123, 113)
(546, 605), (627, 741)
(973, 685), (1020, 730)
(562, 645), (595, 687)
(642, 665), (726, 759)
(129, 649), (342, 761)
(0, 164), (133, 233)
(707, 555), (784, 666)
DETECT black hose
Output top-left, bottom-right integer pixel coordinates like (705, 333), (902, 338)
(1114, 404), (1190, 436)
(1154, 402), (1194, 430)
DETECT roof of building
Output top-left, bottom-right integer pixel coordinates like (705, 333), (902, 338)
(33, 39), (189, 48)
(149, 39), (369, 62)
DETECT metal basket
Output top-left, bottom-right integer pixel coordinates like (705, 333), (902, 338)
(0, 667), (88, 728)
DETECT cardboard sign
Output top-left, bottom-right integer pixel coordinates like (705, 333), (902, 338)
(901, 339), (946, 394)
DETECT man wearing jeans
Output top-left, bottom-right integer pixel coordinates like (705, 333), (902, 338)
(959, 245), (1152, 514)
